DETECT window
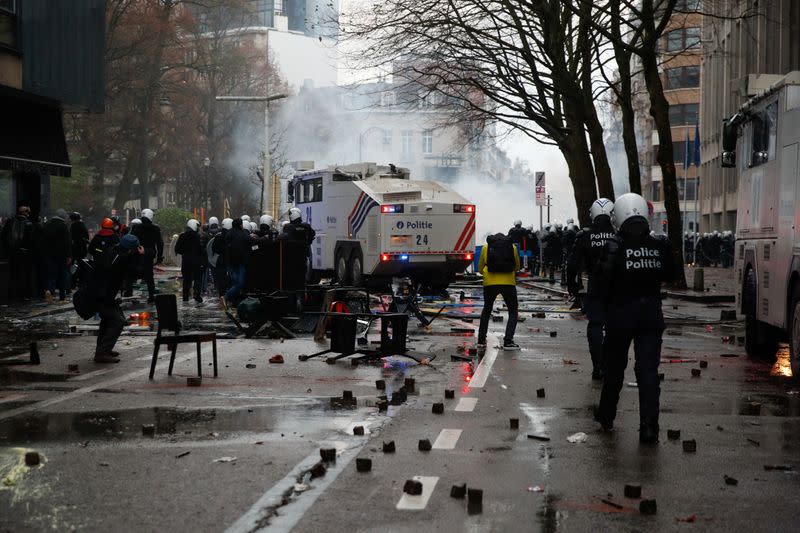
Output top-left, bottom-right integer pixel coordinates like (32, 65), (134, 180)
(380, 91), (396, 107)
(422, 130), (433, 154)
(651, 181), (662, 202)
(669, 103), (699, 126)
(295, 177), (323, 203)
(749, 101), (778, 167)
(249, 0), (274, 27)
(382, 130), (392, 151)
(665, 66), (700, 89)
(678, 178), (697, 201)
(675, 0), (700, 10)
(665, 27), (701, 51)
(401, 130), (413, 157)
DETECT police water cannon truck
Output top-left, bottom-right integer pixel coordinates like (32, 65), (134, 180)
(720, 71), (800, 377)
(288, 162), (476, 290)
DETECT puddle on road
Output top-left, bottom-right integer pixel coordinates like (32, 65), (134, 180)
(0, 402), (358, 445)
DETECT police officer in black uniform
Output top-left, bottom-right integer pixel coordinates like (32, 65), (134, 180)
(282, 208), (316, 278)
(131, 208), (163, 304)
(542, 224), (562, 283)
(560, 220), (578, 286)
(594, 193), (676, 444)
(567, 198), (615, 380)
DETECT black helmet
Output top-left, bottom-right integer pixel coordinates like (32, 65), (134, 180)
(69, 212), (81, 221)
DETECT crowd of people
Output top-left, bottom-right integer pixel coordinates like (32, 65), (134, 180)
(683, 230), (735, 267)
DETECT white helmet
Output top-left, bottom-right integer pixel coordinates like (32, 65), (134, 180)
(566, 218), (574, 225)
(208, 216), (219, 226)
(289, 207), (302, 222)
(567, 223), (577, 232)
(589, 198), (614, 222)
(141, 208), (154, 221)
(221, 218), (233, 230)
(611, 193), (649, 230)
(259, 214), (274, 227)
(250, 221), (259, 232)
(241, 215), (250, 222)
(544, 223), (552, 232)
(554, 222), (563, 231)
(514, 219), (522, 227)
(713, 230), (720, 236)
(281, 220), (290, 229)
(131, 218), (142, 226)
(187, 219), (199, 232)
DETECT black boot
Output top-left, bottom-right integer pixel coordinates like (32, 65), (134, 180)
(639, 420), (659, 444)
(593, 406), (614, 432)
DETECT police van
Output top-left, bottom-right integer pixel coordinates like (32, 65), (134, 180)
(721, 71), (800, 377)
(288, 162), (475, 290)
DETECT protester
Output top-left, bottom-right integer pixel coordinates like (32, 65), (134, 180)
(41, 208), (72, 303)
(477, 232), (521, 350)
(0, 205), (36, 299)
(131, 208), (163, 304)
(175, 219), (204, 303)
(222, 218), (251, 309)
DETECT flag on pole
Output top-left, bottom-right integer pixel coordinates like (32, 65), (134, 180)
(693, 122), (701, 166)
(684, 128), (691, 172)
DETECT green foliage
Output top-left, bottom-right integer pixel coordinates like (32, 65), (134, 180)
(153, 207), (193, 238)
(50, 159), (103, 215)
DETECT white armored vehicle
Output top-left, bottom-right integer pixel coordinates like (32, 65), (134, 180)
(289, 163), (475, 290)
(721, 71), (800, 377)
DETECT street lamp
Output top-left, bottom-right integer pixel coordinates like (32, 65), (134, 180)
(215, 93), (287, 215)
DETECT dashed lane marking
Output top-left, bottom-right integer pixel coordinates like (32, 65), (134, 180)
(432, 429), (462, 450)
(468, 335), (500, 389)
(396, 476), (439, 510)
(454, 397), (478, 412)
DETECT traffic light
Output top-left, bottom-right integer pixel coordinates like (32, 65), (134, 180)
(661, 220), (668, 233)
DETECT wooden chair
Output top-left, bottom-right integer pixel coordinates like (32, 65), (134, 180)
(149, 294), (218, 379)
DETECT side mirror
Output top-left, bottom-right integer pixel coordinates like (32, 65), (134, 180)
(721, 119), (737, 168)
(287, 181), (294, 203)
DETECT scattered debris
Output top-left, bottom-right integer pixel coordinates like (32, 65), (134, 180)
(677, 514), (697, 523)
(432, 403), (444, 414)
(492, 315), (503, 323)
(658, 373), (665, 381)
(309, 462), (326, 478)
(549, 331), (557, 338)
(376, 379), (386, 390)
(403, 479), (423, 495)
(699, 360), (709, 369)
(187, 377), (202, 387)
(624, 483), (642, 498)
(527, 485), (544, 493)
(747, 438), (760, 447)
(639, 499), (657, 515)
(320, 448), (337, 462)
(724, 475), (738, 486)
(175, 451), (190, 459)
(510, 418), (519, 430)
(245, 363), (256, 369)
(720, 353), (738, 358)
(601, 498), (623, 510)
(536, 388), (546, 398)
(293, 483), (310, 493)
(467, 488), (483, 514)
(451, 483), (467, 499)
(667, 429), (681, 440)
(213, 456), (237, 463)
(562, 359), (579, 365)
(356, 458), (372, 472)
(353, 425), (365, 436)
(763, 465), (794, 472)
(142, 424), (155, 437)
(269, 354), (284, 364)
(404, 378), (416, 393)
(418, 439), (432, 451)
(383, 441), (396, 453)
(24, 452), (40, 466)
(742, 402), (762, 416)
(67, 364), (79, 373)
(567, 432), (588, 443)
(683, 439), (697, 453)
(691, 368), (702, 377)
(527, 435), (550, 442)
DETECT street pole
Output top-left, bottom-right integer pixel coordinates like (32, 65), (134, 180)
(546, 195), (551, 223)
(539, 205), (543, 231)
(215, 93), (287, 215)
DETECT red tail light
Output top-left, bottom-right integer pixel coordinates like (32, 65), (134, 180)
(464, 253), (473, 261)
(453, 204), (475, 213)
(380, 253), (391, 262)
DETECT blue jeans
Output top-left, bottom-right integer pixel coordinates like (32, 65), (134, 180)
(46, 256), (69, 300)
(225, 264), (246, 305)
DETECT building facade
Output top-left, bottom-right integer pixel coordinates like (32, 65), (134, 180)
(699, 0), (800, 232)
(0, 0), (105, 221)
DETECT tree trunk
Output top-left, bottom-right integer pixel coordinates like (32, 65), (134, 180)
(561, 108), (598, 228)
(618, 96), (642, 194)
(583, 109), (615, 200)
(641, 47), (687, 288)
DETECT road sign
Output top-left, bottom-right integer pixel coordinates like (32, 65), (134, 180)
(535, 185), (546, 206)
(535, 171), (545, 186)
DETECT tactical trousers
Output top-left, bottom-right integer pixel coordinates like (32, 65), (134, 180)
(583, 295), (606, 373)
(181, 264), (203, 301)
(96, 301), (126, 355)
(478, 284), (518, 344)
(598, 297), (664, 425)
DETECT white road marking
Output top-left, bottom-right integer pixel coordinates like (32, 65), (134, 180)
(68, 369), (111, 381)
(396, 476), (439, 510)
(432, 429), (462, 450)
(454, 397), (478, 412)
(468, 335), (500, 389)
(0, 351), (199, 421)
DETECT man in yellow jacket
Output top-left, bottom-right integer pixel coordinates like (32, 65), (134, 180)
(477, 233), (521, 350)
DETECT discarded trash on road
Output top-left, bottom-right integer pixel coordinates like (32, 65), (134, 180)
(567, 432), (588, 443)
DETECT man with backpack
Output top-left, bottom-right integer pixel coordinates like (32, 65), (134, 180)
(1, 205), (36, 299)
(477, 232), (521, 350)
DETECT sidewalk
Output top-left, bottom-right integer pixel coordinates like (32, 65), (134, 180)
(667, 265), (735, 302)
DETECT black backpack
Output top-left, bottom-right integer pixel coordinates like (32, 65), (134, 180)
(486, 233), (516, 273)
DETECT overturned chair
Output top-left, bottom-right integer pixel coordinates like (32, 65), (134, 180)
(149, 294), (218, 379)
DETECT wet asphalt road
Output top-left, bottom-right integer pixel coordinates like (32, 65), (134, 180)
(1, 276), (799, 532)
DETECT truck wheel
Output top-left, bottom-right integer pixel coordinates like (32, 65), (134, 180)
(349, 252), (363, 286)
(789, 285), (800, 379)
(743, 269), (779, 359)
(335, 251), (350, 285)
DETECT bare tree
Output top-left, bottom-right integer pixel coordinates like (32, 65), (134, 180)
(341, 0), (616, 226)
